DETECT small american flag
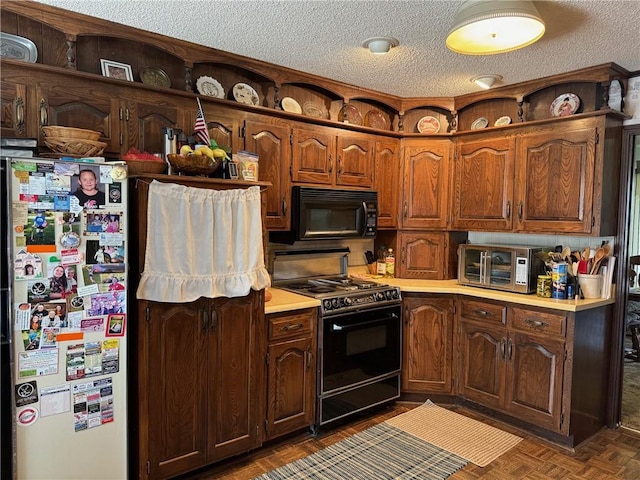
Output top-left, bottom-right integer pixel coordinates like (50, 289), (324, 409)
(194, 99), (210, 146)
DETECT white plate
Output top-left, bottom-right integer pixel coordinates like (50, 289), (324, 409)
(550, 93), (580, 117)
(281, 96), (302, 114)
(196, 76), (224, 98)
(471, 117), (489, 130)
(232, 83), (260, 105)
(417, 116), (440, 133)
(494, 115), (511, 126)
(0, 32), (37, 63)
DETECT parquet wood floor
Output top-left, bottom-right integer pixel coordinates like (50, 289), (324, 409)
(178, 402), (640, 480)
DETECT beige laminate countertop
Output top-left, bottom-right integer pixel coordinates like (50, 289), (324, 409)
(264, 273), (614, 315)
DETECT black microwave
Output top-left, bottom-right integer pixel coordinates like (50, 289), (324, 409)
(270, 187), (377, 243)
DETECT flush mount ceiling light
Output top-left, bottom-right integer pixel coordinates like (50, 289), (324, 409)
(471, 74), (503, 89)
(446, 0), (545, 55)
(362, 36), (399, 55)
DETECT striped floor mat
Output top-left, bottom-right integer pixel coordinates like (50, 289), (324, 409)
(386, 400), (522, 467)
(253, 422), (467, 480)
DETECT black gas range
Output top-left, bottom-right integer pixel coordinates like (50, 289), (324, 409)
(276, 275), (401, 316)
(271, 248), (402, 430)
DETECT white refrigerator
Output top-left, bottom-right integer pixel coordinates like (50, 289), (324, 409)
(2, 156), (129, 479)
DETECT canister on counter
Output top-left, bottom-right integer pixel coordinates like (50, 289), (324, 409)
(537, 275), (552, 298)
(551, 262), (568, 299)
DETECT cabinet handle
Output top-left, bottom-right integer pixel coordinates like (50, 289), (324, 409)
(210, 307), (218, 333)
(328, 154), (333, 173)
(507, 338), (513, 360)
(518, 201), (523, 222)
(305, 348), (312, 370)
(403, 202), (407, 219)
(402, 247), (406, 265)
(201, 307), (208, 334)
(15, 96), (24, 131)
(500, 339), (506, 359)
(39, 99), (48, 126)
(472, 309), (493, 317)
(125, 108), (130, 122)
(337, 155), (342, 175)
(524, 318), (548, 328)
(281, 322), (303, 331)
(281, 196), (287, 215)
(506, 201), (511, 220)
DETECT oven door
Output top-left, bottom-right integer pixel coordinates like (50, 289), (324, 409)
(320, 304), (401, 394)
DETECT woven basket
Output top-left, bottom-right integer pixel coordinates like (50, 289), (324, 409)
(167, 153), (220, 175)
(42, 126), (102, 141)
(44, 136), (107, 156)
(125, 159), (167, 175)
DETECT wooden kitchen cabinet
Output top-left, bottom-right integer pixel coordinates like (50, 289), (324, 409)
(138, 293), (265, 480)
(291, 124), (374, 188)
(402, 296), (454, 394)
(243, 119), (292, 230)
(265, 308), (317, 440)
(373, 137), (400, 229)
(399, 139), (451, 230)
(451, 135), (516, 231)
(130, 176), (269, 479)
(456, 298), (611, 446)
(453, 115), (622, 235)
(396, 231), (467, 280)
(514, 118), (604, 234)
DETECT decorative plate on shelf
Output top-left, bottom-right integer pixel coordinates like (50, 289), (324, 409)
(417, 116), (440, 134)
(196, 76), (225, 98)
(494, 115), (512, 126)
(232, 82), (260, 105)
(281, 96), (302, 114)
(302, 101), (329, 119)
(471, 117), (489, 130)
(140, 67), (171, 88)
(364, 110), (388, 130)
(0, 32), (37, 63)
(339, 104), (363, 125)
(550, 93), (580, 117)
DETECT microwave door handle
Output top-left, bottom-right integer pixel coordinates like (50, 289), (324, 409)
(480, 251), (487, 284)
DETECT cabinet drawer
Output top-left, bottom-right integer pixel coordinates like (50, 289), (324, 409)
(510, 308), (566, 338)
(460, 299), (506, 324)
(268, 311), (313, 341)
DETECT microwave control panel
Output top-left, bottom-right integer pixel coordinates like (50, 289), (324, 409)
(515, 257), (528, 285)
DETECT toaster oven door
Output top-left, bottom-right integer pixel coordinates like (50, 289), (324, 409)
(486, 247), (516, 290)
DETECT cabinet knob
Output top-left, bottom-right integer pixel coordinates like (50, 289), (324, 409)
(210, 307), (218, 333)
(506, 201), (511, 220)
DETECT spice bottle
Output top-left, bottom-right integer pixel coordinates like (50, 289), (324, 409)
(385, 248), (395, 277)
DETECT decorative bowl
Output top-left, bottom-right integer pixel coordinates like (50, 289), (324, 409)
(125, 159), (167, 175)
(44, 136), (107, 156)
(167, 153), (221, 175)
(42, 126), (102, 141)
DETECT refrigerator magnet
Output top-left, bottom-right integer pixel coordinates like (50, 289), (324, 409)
(59, 227), (80, 249)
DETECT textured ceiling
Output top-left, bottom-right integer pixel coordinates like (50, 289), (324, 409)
(35, 0), (640, 98)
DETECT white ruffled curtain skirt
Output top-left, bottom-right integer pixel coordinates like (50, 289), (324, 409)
(136, 180), (270, 303)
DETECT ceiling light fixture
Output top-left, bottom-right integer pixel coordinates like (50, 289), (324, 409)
(446, 0), (545, 55)
(362, 36), (399, 55)
(471, 74), (503, 89)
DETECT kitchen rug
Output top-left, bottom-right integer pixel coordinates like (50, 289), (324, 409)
(252, 422), (467, 479)
(385, 400), (522, 467)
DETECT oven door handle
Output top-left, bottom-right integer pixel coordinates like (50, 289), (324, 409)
(330, 313), (399, 331)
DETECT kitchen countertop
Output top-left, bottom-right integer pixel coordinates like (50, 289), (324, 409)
(264, 272), (615, 314)
(264, 287), (321, 315)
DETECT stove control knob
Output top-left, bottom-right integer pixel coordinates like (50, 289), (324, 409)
(376, 292), (385, 301)
(332, 298), (340, 308)
(343, 297), (352, 306)
(323, 299), (333, 311)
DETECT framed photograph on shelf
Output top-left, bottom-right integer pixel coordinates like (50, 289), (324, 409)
(100, 59), (133, 81)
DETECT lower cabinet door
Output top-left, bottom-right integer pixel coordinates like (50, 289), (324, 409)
(402, 297), (453, 393)
(505, 331), (566, 433)
(458, 319), (505, 410)
(145, 300), (209, 480)
(266, 337), (315, 439)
